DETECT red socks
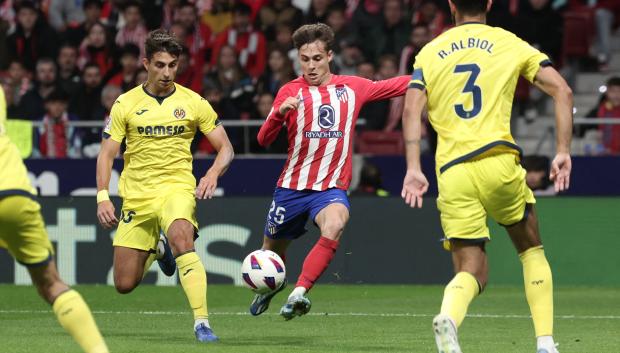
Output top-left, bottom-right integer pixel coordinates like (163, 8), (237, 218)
(296, 236), (339, 290)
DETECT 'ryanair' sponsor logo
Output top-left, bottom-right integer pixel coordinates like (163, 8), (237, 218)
(304, 130), (343, 139)
(137, 125), (185, 135)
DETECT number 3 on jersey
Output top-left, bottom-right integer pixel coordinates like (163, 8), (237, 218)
(454, 64), (482, 119)
(268, 201), (286, 224)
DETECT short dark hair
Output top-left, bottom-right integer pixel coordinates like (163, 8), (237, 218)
(292, 23), (334, 51)
(44, 89), (69, 103)
(606, 76), (620, 88)
(83, 0), (103, 10)
(451, 0), (487, 16)
(232, 2), (252, 15)
(144, 29), (183, 60)
(83, 62), (100, 73)
(120, 43), (141, 59)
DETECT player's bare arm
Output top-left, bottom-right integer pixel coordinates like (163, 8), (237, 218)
(401, 87), (429, 208)
(533, 66), (574, 192)
(196, 125), (234, 199)
(96, 138), (121, 228)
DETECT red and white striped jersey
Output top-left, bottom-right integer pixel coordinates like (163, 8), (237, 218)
(257, 74), (409, 191)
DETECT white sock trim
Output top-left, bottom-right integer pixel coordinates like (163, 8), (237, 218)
(537, 335), (555, 350)
(194, 318), (210, 330)
(289, 286), (307, 299)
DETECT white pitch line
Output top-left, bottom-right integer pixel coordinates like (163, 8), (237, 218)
(1, 310), (619, 320)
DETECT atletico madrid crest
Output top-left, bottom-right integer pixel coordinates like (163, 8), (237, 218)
(335, 86), (348, 103)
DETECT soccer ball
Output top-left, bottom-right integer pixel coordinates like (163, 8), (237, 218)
(241, 249), (286, 294)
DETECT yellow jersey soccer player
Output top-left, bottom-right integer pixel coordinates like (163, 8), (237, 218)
(401, 1), (573, 352)
(0, 88), (108, 353)
(96, 30), (234, 343)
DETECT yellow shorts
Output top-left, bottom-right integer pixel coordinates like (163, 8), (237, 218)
(0, 195), (54, 266)
(437, 153), (535, 249)
(113, 191), (198, 252)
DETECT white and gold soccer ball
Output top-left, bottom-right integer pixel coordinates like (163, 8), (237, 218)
(241, 249), (286, 294)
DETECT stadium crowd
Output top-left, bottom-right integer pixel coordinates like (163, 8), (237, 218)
(0, 0), (618, 157)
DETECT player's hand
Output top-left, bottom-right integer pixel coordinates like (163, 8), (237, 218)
(550, 152), (571, 192)
(401, 169), (429, 208)
(97, 201), (118, 229)
(278, 96), (302, 115)
(196, 170), (218, 199)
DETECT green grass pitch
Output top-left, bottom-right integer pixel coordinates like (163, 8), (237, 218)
(0, 284), (618, 352)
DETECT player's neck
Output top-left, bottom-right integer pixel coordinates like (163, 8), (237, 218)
(143, 81), (175, 97)
(454, 13), (486, 26)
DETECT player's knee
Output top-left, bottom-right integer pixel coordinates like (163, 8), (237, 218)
(320, 218), (346, 239)
(114, 277), (139, 294)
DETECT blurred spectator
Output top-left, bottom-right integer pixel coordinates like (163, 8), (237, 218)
(69, 63), (103, 121)
(35, 89), (82, 158)
(398, 24), (430, 75)
(249, 92), (288, 153)
(56, 43), (81, 97)
(49, 0), (86, 32)
(522, 155), (554, 195)
(82, 84), (122, 157)
(194, 81), (239, 155)
(78, 21), (114, 77)
(64, 0), (103, 46)
(514, 0), (563, 64)
(356, 61), (390, 131)
(257, 0), (303, 42)
(201, 0), (233, 37)
(594, 76), (620, 154)
(7, 1), (59, 71)
(204, 45), (255, 119)
(1, 79), (20, 118)
(211, 3), (267, 78)
(326, 5), (354, 54)
(176, 1), (212, 73)
(305, 0), (340, 23)
(175, 47), (203, 93)
(333, 39), (365, 75)
(142, 0), (180, 30)
(351, 0), (384, 45)
(356, 61), (375, 79)
(4, 60), (32, 109)
(350, 161), (389, 196)
(273, 22), (301, 75)
(591, 1), (620, 70)
(411, 0), (449, 38)
(364, 0), (411, 62)
(255, 48), (297, 97)
(134, 68), (148, 86)
(115, 0), (148, 58)
(107, 43), (140, 92)
(16, 57), (60, 120)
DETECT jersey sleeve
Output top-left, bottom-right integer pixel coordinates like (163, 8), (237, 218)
(197, 97), (221, 135)
(104, 100), (127, 143)
(359, 76), (409, 102)
(409, 49), (429, 91)
(517, 38), (551, 83)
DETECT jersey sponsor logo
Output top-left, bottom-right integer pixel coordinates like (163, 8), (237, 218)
(173, 107), (186, 119)
(136, 109), (148, 115)
(304, 130), (343, 139)
(318, 104), (335, 129)
(136, 125), (185, 136)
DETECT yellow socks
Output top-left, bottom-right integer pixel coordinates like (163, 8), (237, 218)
(52, 290), (108, 353)
(520, 246), (553, 337)
(177, 252), (208, 320)
(440, 271), (480, 327)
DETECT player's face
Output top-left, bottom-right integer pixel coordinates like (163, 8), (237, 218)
(144, 52), (178, 92)
(606, 85), (620, 107)
(298, 40), (333, 86)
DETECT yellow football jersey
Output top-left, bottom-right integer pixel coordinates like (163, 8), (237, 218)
(0, 87), (36, 196)
(104, 83), (220, 199)
(410, 22), (550, 173)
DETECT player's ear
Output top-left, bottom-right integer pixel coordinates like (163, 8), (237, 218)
(142, 57), (149, 71)
(327, 50), (334, 63)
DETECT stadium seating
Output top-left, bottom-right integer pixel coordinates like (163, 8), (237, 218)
(356, 131), (404, 155)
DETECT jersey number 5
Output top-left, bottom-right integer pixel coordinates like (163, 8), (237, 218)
(453, 64), (482, 119)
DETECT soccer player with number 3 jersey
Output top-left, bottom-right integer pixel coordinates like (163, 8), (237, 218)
(401, 1), (573, 352)
(248, 23), (410, 320)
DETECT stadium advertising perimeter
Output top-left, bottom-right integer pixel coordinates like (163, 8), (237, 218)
(1, 197), (618, 286)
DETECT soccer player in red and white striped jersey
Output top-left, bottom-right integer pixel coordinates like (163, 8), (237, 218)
(249, 23), (410, 320)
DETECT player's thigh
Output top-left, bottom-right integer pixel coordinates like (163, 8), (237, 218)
(0, 196), (54, 266)
(311, 190), (350, 240)
(478, 154), (536, 227)
(437, 164), (489, 250)
(160, 191), (198, 236)
(264, 188), (312, 240)
(114, 199), (160, 253)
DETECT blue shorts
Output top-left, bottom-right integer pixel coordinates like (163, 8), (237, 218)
(263, 187), (351, 239)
